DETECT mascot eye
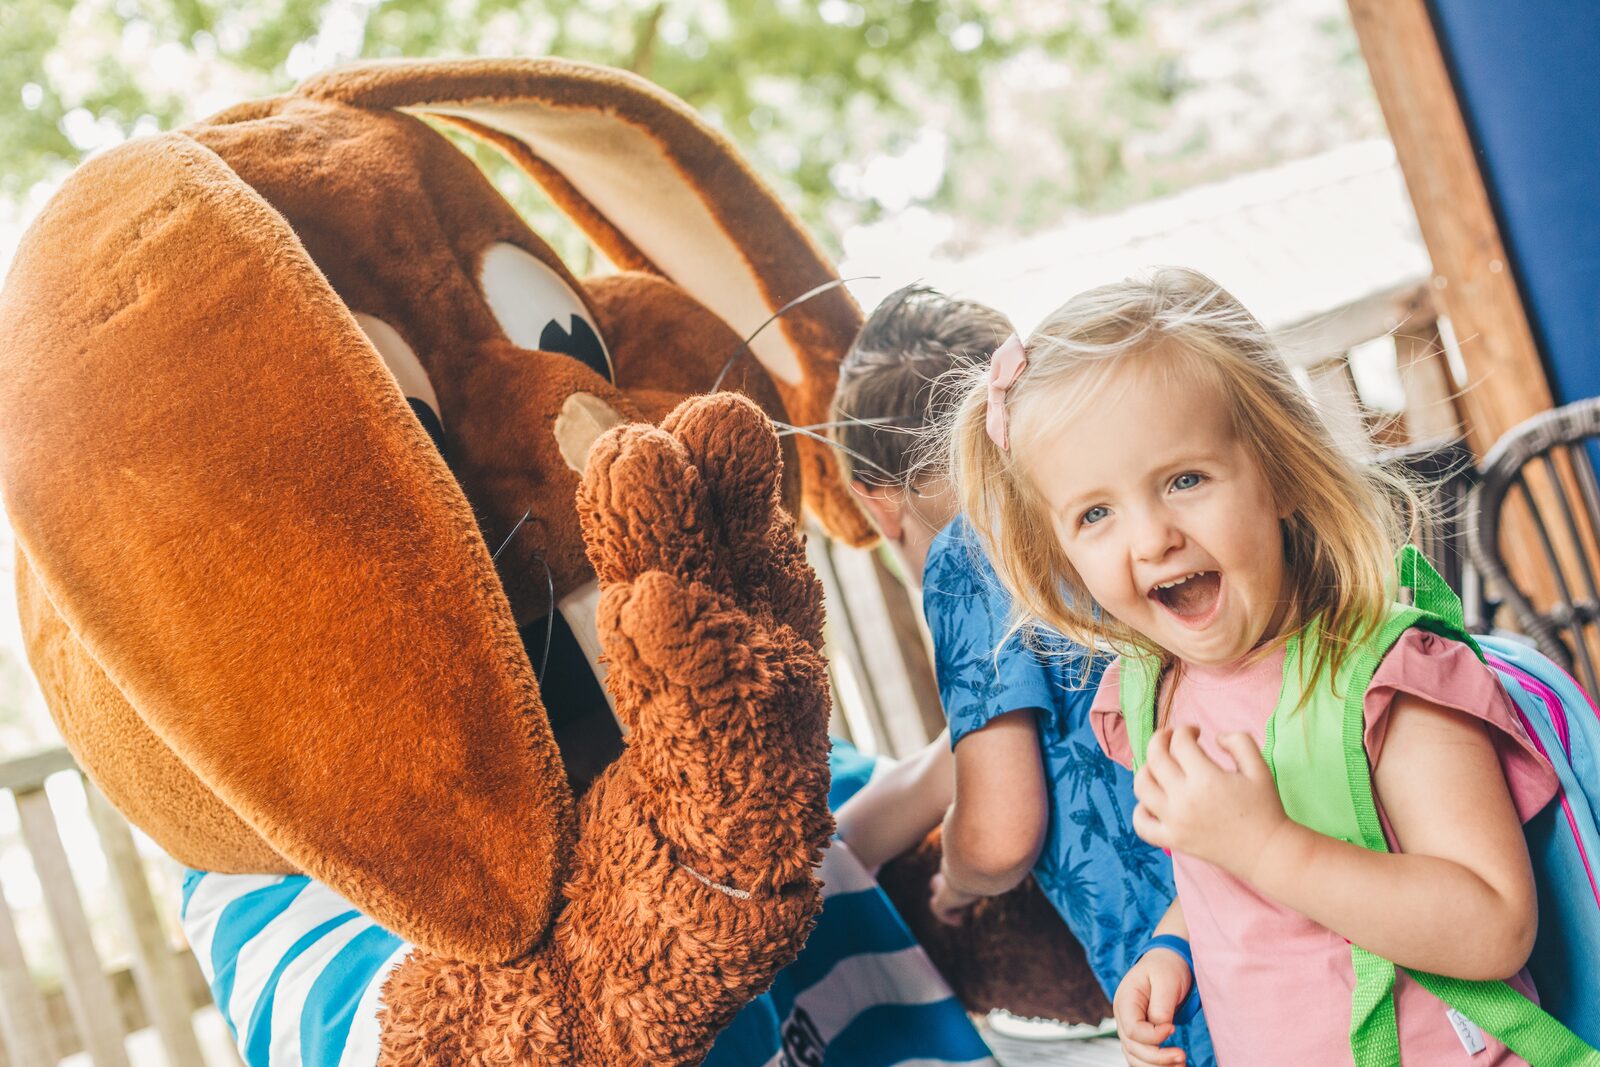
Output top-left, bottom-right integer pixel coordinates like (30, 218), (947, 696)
(354, 313), (446, 454)
(480, 242), (613, 383)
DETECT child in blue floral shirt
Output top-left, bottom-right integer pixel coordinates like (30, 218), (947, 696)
(832, 285), (1213, 1064)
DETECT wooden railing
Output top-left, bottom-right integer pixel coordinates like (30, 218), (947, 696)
(807, 536), (944, 758)
(0, 749), (225, 1067)
(1279, 280), (1461, 454)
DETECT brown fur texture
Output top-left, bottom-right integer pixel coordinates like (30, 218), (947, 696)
(583, 270), (805, 520)
(375, 394), (833, 1063)
(0, 55), (1100, 1060)
(1, 128), (577, 962)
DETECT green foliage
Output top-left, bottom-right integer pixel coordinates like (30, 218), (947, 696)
(0, 0), (1171, 256)
(1, 1), (78, 192)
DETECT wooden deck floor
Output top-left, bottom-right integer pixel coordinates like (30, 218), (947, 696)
(977, 1017), (1126, 1066)
(985, 1034), (1125, 1065)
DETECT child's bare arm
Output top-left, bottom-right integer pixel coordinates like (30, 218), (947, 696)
(939, 708), (1048, 898)
(1265, 695), (1536, 977)
(1134, 698), (1537, 980)
(835, 730), (954, 870)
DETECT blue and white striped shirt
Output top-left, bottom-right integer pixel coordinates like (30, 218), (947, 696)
(181, 871), (407, 1067)
(181, 742), (995, 1067)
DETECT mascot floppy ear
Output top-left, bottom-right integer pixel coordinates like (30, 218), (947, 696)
(0, 133), (572, 963)
(296, 59), (875, 546)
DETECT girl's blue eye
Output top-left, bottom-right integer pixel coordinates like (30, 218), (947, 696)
(1171, 472), (1204, 492)
(1080, 505), (1109, 527)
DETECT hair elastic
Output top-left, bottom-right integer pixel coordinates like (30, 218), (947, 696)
(984, 333), (1028, 451)
(1136, 934), (1203, 1025)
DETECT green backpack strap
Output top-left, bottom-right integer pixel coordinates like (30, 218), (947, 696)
(1399, 543), (1466, 633)
(1409, 973), (1600, 1066)
(1347, 548), (1599, 1065)
(1117, 547), (1600, 1063)
(1119, 650), (1162, 772)
(1282, 601), (1427, 1064)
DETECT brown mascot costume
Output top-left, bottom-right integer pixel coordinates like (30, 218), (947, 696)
(0, 58), (1102, 1064)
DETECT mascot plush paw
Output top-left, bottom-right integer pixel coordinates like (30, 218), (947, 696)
(0, 56), (1105, 1064)
(377, 393), (832, 1063)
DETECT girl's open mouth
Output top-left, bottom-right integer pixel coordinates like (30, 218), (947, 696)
(1149, 570), (1222, 625)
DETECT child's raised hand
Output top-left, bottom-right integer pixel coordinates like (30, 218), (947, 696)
(1112, 948), (1190, 1066)
(1132, 725), (1291, 881)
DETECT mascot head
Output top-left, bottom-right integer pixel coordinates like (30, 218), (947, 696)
(0, 58), (871, 962)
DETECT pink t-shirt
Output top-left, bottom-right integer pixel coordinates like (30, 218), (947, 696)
(1091, 630), (1559, 1067)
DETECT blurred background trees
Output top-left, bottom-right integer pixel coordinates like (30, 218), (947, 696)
(3, 0), (1381, 264)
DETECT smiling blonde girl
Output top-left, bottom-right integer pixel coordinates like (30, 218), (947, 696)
(947, 268), (1558, 1066)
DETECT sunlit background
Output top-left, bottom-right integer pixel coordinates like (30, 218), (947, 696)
(0, 2), (1423, 1061)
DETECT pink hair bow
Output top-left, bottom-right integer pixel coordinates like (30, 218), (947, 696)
(985, 333), (1028, 451)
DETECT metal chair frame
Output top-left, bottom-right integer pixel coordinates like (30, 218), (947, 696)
(1467, 396), (1600, 694)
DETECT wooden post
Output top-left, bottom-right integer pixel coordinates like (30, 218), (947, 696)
(869, 552), (946, 744)
(85, 783), (208, 1067)
(1306, 358), (1372, 457)
(1395, 321), (1462, 444)
(806, 532), (886, 753)
(1347, 0), (1561, 612)
(14, 787), (133, 1067)
(0, 888), (57, 1067)
(826, 543), (940, 757)
(1347, 0), (1553, 441)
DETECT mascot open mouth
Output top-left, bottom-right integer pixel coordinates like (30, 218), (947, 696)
(358, 240), (629, 793)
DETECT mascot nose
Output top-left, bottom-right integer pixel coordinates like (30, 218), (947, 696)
(554, 392), (629, 473)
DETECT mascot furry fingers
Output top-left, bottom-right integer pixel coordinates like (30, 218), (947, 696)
(378, 397), (837, 1063)
(0, 57), (861, 1067)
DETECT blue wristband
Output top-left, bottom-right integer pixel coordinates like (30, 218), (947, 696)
(1136, 934), (1202, 1025)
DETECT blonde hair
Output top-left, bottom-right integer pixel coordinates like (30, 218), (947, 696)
(947, 267), (1417, 691)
